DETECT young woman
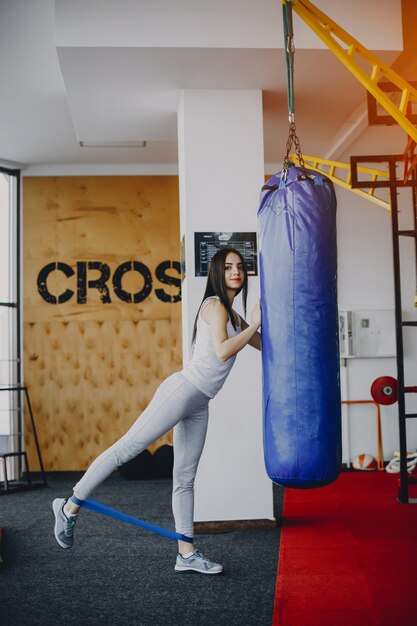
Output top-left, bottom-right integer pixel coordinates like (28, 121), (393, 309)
(53, 247), (261, 574)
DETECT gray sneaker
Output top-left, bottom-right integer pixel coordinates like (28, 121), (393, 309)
(175, 550), (223, 574)
(52, 498), (78, 549)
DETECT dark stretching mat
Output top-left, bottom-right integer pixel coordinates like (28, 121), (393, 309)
(0, 473), (283, 626)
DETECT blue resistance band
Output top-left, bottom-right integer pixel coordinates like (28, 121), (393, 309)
(71, 496), (193, 544)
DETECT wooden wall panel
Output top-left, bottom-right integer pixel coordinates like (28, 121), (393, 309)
(23, 176), (182, 470)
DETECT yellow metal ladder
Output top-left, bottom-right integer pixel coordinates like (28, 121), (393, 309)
(288, 0), (417, 144)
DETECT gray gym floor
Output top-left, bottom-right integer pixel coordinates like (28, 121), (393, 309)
(1, 474), (282, 626)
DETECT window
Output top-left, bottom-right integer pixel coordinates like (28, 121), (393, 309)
(0, 167), (21, 481)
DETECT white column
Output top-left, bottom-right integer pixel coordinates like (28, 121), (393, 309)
(178, 89), (274, 522)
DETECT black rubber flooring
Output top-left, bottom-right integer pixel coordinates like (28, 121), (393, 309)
(0, 473), (283, 626)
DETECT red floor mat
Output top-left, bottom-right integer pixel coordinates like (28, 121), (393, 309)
(273, 473), (417, 626)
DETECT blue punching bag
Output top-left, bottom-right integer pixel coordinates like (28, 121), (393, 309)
(258, 165), (342, 488)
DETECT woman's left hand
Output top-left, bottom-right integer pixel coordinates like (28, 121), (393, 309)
(250, 300), (261, 329)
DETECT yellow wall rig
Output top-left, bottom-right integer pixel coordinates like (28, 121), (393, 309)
(289, 153), (390, 211)
(288, 0), (417, 145)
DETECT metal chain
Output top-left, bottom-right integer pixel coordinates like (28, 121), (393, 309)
(282, 121), (308, 179)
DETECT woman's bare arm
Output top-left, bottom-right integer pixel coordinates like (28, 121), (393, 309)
(203, 300), (261, 362)
(239, 315), (261, 351)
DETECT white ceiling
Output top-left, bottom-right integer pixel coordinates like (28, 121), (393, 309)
(0, 0), (405, 170)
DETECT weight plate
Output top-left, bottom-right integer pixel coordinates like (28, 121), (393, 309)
(370, 376), (398, 405)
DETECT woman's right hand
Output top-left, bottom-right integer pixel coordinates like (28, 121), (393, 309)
(251, 300), (261, 328)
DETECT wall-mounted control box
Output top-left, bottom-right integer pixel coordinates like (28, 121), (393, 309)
(338, 309), (396, 358)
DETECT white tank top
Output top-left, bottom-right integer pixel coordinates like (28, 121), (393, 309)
(182, 296), (242, 399)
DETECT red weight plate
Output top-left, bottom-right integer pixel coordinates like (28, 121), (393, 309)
(370, 376), (398, 405)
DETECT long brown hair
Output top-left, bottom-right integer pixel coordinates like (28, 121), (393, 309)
(191, 247), (248, 345)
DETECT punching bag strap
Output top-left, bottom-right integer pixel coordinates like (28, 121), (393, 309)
(281, 0), (310, 183)
(282, 0), (295, 124)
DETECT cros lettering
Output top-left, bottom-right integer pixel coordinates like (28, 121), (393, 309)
(37, 260), (181, 304)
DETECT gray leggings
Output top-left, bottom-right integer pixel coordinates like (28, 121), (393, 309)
(72, 372), (210, 538)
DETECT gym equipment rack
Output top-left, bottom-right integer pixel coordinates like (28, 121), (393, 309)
(350, 155), (417, 504)
(0, 386), (47, 494)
